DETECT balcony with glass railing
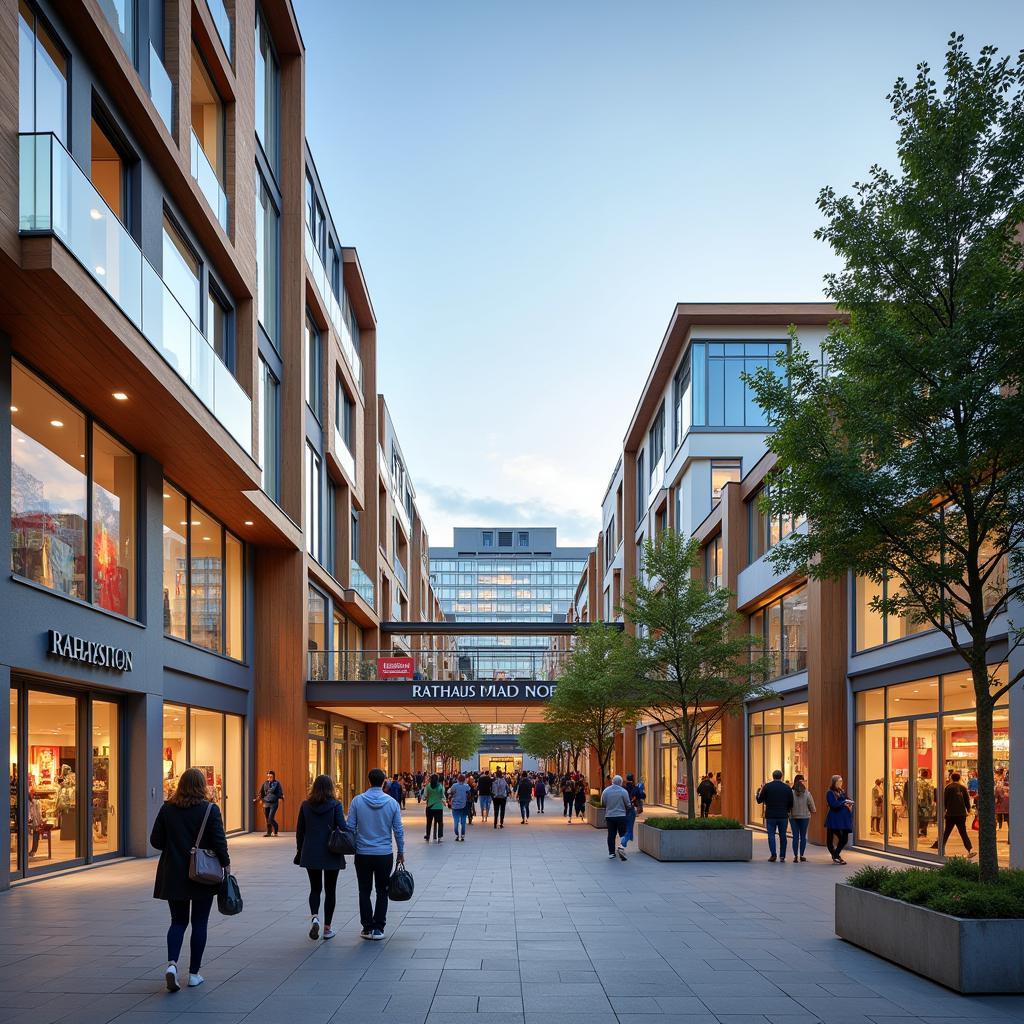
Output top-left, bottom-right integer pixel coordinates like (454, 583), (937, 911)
(350, 560), (375, 607)
(148, 45), (174, 132)
(189, 130), (229, 231)
(307, 648), (570, 683)
(303, 229), (363, 392)
(394, 558), (409, 593)
(205, 0), (232, 58)
(19, 133), (251, 453)
(334, 426), (355, 482)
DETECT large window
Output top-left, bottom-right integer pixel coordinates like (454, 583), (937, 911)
(305, 315), (321, 420)
(90, 114), (128, 226)
(748, 481), (806, 563)
(308, 585), (327, 680)
(255, 169), (280, 346)
(162, 482), (243, 658)
(711, 460), (741, 507)
(748, 703), (809, 823)
(162, 214), (201, 324)
(690, 341), (786, 428)
(259, 358), (280, 501)
(854, 574), (934, 651)
(190, 42), (224, 186)
(636, 451), (646, 514)
(854, 667), (1010, 865)
(648, 403), (664, 476)
(672, 358), (691, 447)
(18, 1), (68, 143)
(749, 585), (807, 679)
(337, 378), (354, 453)
(11, 363), (136, 615)
(704, 534), (723, 590)
(306, 444), (322, 561)
(254, 6), (280, 172)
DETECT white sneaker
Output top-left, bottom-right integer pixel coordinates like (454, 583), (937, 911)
(165, 964), (180, 992)
(323, 926), (336, 939)
(309, 917), (320, 940)
(370, 930), (385, 941)
(617, 848), (628, 861)
(608, 853), (616, 859)
(187, 974), (204, 988)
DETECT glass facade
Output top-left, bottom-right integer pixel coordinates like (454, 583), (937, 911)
(18, 1), (68, 144)
(854, 667), (1010, 865)
(748, 482), (806, 564)
(750, 585), (808, 679)
(748, 702), (809, 823)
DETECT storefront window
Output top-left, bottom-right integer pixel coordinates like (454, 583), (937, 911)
(27, 691), (79, 868)
(308, 718), (326, 789)
(162, 703), (187, 800)
(747, 702), (809, 823)
(854, 666), (1010, 864)
(658, 732), (678, 806)
(225, 714), (243, 831)
(162, 487), (188, 638)
(190, 708), (223, 808)
(92, 427), (135, 616)
(9, 689), (18, 875)
(191, 509), (223, 653)
(91, 700), (118, 856)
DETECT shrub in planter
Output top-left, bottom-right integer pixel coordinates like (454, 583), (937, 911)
(638, 817), (752, 861)
(644, 816), (742, 830)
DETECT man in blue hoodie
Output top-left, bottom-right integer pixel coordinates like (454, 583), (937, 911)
(347, 768), (405, 939)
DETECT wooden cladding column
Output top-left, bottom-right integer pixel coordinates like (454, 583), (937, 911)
(720, 480), (748, 821)
(807, 576), (849, 846)
(253, 547), (307, 819)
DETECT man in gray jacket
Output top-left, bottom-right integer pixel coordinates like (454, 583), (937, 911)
(601, 775), (632, 861)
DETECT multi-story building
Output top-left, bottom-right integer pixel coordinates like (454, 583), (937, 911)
(0, 0), (441, 888)
(584, 302), (1023, 865)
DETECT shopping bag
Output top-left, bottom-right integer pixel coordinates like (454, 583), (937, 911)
(217, 873), (243, 916)
(387, 863), (414, 901)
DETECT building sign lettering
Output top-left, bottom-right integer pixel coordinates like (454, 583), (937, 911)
(411, 683), (555, 700)
(47, 630), (134, 672)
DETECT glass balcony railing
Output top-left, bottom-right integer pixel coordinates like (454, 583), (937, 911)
(307, 649), (570, 683)
(190, 130), (229, 231)
(148, 43), (174, 133)
(394, 558), (409, 592)
(350, 560), (375, 606)
(205, 0), (232, 58)
(19, 133), (251, 453)
(334, 427), (356, 482)
(303, 229), (363, 392)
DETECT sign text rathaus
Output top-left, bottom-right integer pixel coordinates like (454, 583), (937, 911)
(411, 683), (556, 700)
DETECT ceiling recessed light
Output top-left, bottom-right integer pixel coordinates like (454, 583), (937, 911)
(112, 391), (128, 401)
(50, 419), (63, 428)
(89, 208), (103, 221)
(163, 493), (171, 499)
(244, 520), (254, 526)
(16, 437), (24, 444)
(10, 406), (17, 413)
(202, 536), (211, 541)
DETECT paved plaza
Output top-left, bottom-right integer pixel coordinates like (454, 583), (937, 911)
(2, 806), (1023, 1024)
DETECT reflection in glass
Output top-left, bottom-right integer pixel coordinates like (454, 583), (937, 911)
(856, 722), (885, 842)
(162, 214), (201, 324)
(225, 532), (243, 660)
(92, 426), (136, 616)
(162, 486), (188, 639)
(190, 507), (223, 652)
(18, 1), (68, 143)
(91, 700), (118, 855)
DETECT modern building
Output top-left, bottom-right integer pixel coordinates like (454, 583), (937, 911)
(0, 0), (443, 889)
(583, 302), (1023, 865)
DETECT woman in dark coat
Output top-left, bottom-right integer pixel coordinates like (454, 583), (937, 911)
(151, 767), (230, 992)
(573, 779), (587, 819)
(295, 774), (348, 940)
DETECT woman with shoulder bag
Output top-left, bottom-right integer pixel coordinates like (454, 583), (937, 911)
(151, 767), (230, 993)
(295, 774), (348, 941)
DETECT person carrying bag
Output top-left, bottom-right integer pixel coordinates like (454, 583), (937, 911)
(295, 774), (350, 941)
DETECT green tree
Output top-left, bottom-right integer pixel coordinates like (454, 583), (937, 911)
(519, 721), (587, 774)
(745, 34), (1024, 882)
(416, 723), (484, 775)
(545, 622), (639, 785)
(623, 533), (773, 819)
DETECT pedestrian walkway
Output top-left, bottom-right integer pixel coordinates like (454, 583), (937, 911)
(2, 805), (1023, 1024)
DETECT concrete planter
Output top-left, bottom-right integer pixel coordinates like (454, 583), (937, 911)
(835, 883), (1024, 993)
(637, 822), (753, 861)
(586, 804), (606, 829)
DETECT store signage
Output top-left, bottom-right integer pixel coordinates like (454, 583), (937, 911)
(378, 657), (415, 679)
(676, 782), (688, 801)
(47, 630), (134, 672)
(410, 682), (556, 699)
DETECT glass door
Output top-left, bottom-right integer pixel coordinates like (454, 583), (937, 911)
(9, 689), (19, 876)
(886, 721), (910, 850)
(914, 718), (940, 855)
(90, 699), (119, 858)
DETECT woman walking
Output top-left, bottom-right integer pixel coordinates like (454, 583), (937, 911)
(789, 774), (816, 862)
(562, 777), (575, 822)
(295, 774), (348, 941)
(151, 768), (230, 992)
(424, 773), (445, 842)
(825, 774), (854, 865)
(574, 778), (587, 820)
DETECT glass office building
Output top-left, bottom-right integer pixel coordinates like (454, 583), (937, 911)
(429, 527), (588, 680)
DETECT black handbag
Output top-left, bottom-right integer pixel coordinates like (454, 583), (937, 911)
(328, 825), (355, 856)
(217, 873), (243, 916)
(387, 863), (414, 901)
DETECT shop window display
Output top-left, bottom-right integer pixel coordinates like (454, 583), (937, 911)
(9, 689), (18, 876)
(90, 700), (118, 855)
(854, 666), (1010, 865)
(27, 692), (79, 868)
(748, 703), (809, 823)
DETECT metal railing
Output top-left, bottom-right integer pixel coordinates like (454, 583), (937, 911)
(308, 648), (570, 683)
(350, 560), (374, 606)
(752, 648), (808, 680)
(190, 130), (229, 231)
(19, 133), (251, 453)
(303, 229), (363, 392)
(205, 0), (232, 57)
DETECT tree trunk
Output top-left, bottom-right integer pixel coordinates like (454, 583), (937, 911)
(684, 750), (696, 820)
(974, 686), (998, 883)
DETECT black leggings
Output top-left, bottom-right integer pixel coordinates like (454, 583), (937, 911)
(167, 893), (214, 974)
(306, 868), (339, 925)
(826, 828), (850, 860)
(563, 795), (573, 816)
(426, 808), (444, 839)
(263, 804), (279, 834)
(536, 793), (545, 812)
(941, 816), (973, 851)
(492, 797), (507, 827)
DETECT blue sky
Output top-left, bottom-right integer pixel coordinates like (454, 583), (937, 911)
(294, 1), (1024, 547)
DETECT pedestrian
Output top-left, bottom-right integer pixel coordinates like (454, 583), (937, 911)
(294, 774), (348, 941)
(448, 773), (471, 842)
(477, 770), (493, 822)
(789, 774), (816, 862)
(424, 773), (445, 843)
(932, 771), (976, 858)
(996, 769), (1010, 831)
(574, 778), (587, 820)
(562, 776), (575, 822)
(824, 774), (854, 865)
(491, 770), (509, 829)
(151, 767), (230, 992)
(387, 773), (404, 808)
(697, 774), (717, 818)
(620, 773), (639, 851)
(254, 769), (283, 837)
(414, 771), (424, 802)
(534, 775), (547, 813)
(916, 768), (935, 839)
(347, 768), (405, 940)
(601, 774), (631, 861)
(516, 772), (533, 823)
(755, 769), (793, 862)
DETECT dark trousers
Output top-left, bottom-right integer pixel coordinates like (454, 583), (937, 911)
(941, 815), (973, 851)
(563, 795), (573, 816)
(536, 793), (545, 812)
(519, 799), (530, 821)
(167, 893), (214, 974)
(699, 799), (712, 818)
(306, 868), (339, 925)
(425, 807), (443, 839)
(826, 827), (850, 860)
(262, 803), (279, 834)
(606, 816), (627, 854)
(766, 817), (788, 858)
(492, 797), (507, 827)
(354, 853), (393, 931)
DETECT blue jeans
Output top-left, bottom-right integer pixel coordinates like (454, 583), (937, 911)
(621, 808), (637, 846)
(766, 817), (788, 858)
(790, 817), (809, 856)
(452, 808), (468, 835)
(167, 893), (214, 974)
(479, 795), (492, 813)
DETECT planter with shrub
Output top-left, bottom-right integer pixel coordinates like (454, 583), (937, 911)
(637, 816), (752, 862)
(836, 860), (1024, 993)
(586, 797), (605, 829)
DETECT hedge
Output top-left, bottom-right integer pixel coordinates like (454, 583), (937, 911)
(642, 816), (743, 830)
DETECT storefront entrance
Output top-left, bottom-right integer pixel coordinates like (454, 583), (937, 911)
(9, 682), (122, 879)
(481, 755), (521, 775)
